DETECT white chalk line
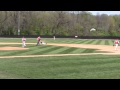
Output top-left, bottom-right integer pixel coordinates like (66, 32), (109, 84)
(0, 53), (120, 58)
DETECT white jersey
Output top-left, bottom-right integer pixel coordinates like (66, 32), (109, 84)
(22, 38), (26, 42)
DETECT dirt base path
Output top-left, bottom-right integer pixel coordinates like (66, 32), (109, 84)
(47, 43), (119, 53)
(0, 43), (119, 58)
(0, 46), (29, 50)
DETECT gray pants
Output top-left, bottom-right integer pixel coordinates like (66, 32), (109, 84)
(36, 40), (40, 46)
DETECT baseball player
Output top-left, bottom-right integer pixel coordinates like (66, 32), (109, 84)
(36, 36), (41, 46)
(53, 36), (55, 40)
(22, 36), (26, 48)
(41, 41), (47, 45)
(114, 39), (119, 50)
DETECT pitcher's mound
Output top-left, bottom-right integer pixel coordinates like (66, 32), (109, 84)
(0, 47), (29, 50)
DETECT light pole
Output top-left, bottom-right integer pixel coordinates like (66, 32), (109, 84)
(18, 11), (20, 35)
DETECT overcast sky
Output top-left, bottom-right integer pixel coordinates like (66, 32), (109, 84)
(88, 11), (120, 15)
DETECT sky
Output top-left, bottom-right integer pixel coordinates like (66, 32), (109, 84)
(88, 11), (120, 15)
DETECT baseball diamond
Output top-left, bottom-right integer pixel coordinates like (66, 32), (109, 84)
(0, 38), (120, 79)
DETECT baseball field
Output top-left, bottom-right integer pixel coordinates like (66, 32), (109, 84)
(0, 38), (120, 79)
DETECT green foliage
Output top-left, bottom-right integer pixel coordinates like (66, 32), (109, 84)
(0, 11), (120, 36)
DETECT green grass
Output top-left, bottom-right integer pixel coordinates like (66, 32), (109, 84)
(0, 38), (118, 79)
(0, 38), (114, 56)
(0, 55), (120, 79)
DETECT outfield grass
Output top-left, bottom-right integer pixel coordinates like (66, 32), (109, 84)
(0, 55), (120, 79)
(0, 38), (119, 79)
(0, 38), (114, 44)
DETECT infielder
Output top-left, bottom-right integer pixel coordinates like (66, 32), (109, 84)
(22, 36), (26, 48)
(41, 41), (47, 45)
(36, 36), (41, 46)
(114, 39), (119, 50)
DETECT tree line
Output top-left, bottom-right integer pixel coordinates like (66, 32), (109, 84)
(0, 11), (120, 36)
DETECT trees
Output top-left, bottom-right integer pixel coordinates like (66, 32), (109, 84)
(0, 11), (119, 36)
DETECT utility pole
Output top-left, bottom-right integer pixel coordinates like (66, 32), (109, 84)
(18, 11), (20, 35)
